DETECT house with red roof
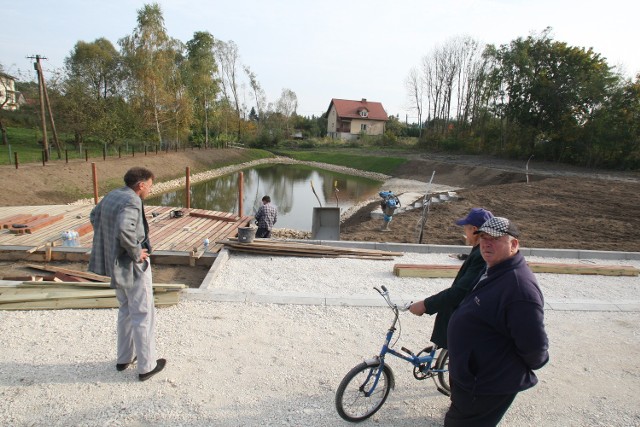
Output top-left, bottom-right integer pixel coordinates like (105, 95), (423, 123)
(326, 98), (388, 140)
(0, 72), (20, 111)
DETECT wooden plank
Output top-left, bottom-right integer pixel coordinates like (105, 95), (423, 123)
(25, 264), (110, 282)
(393, 262), (640, 278)
(8, 281), (186, 290)
(0, 289), (116, 303)
(1, 214), (48, 228)
(527, 262), (639, 277)
(74, 222), (94, 236)
(189, 210), (239, 222)
(0, 297), (120, 310)
(218, 239), (402, 259)
(10, 214), (64, 234)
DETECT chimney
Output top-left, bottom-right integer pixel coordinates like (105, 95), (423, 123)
(361, 98), (367, 103)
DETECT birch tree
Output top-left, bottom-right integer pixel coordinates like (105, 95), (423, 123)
(119, 2), (175, 146)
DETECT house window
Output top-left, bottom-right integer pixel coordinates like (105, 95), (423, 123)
(359, 109), (368, 118)
(361, 124), (367, 131)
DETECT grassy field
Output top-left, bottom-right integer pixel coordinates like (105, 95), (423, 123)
(0, 126), (238, 166)
(275, 149), (407, 175)
(1, 126), (410, 175)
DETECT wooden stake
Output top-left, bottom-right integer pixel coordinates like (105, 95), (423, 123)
(92, 162), (99, 204)
(186, 166), (191, 209)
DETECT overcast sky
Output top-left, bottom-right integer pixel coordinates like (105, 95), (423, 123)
(3, 0), (639, 120)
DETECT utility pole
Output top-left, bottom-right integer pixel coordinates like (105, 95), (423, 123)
(28, 54), (62, 161)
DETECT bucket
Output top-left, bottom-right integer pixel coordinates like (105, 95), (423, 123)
(237, 227), (256, 243)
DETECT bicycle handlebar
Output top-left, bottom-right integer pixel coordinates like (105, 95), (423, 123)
(374, 286), (412, 312)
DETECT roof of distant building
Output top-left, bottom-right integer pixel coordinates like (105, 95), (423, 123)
(327, 98), (388, 121)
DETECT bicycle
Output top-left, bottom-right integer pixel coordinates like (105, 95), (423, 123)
(335, 285), (450, 422)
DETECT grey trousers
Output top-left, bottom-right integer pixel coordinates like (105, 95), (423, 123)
(115, 259), (156, 374)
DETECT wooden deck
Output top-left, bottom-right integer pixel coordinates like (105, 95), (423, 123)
(0, 205), (252, 265)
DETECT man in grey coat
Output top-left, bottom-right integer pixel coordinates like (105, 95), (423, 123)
(89, 167), (166, 381)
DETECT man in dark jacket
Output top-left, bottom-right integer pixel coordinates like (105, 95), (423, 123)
(445, 217), (549, 426)
(409, 207), (493, 349)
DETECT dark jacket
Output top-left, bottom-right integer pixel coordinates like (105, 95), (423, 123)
(423, 245), (485, 349)
(447, 251), (549, 395)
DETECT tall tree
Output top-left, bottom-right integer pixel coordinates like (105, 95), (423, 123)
(486, 28), (618, 160)
(119, 2), (176, 146)
(244, 65), (266, 127)
(214, 39), (242, 141)
(185, 31), (218, 146)
(62, 38), (124, 146)
(276, 88), (298, 136)
(405, 67), (423, 136)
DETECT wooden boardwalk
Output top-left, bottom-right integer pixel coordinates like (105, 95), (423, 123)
(0, 205), (252, 265)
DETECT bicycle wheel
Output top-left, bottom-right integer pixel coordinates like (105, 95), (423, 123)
(435, 349), (450, 395)
(335, 361), (394, 422)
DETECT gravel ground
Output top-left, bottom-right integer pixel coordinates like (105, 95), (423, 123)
(1, 251), (639, 426)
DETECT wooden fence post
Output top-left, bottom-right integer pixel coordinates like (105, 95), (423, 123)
(238, 171), (244, 215)
(185, 166), (191, 209)
(92, 162), (99, 204)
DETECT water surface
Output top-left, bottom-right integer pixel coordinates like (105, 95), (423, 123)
(146, 163), (382, 231)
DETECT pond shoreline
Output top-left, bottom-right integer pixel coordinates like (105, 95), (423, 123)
(69, 157), (400, 239)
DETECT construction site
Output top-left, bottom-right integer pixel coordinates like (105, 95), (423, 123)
(0, 151), (638, 426)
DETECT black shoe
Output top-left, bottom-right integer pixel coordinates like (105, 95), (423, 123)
(139, 358), (166, 382)
(116, 357), (137, 371)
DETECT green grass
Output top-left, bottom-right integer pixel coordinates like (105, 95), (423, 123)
(0, 126), (274, 166)
(275, 150), (406, 175)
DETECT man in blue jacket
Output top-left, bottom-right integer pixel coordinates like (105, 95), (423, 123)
(445, 217), (549, 426)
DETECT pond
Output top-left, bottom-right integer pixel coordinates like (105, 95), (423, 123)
(145, 163), (383, 231)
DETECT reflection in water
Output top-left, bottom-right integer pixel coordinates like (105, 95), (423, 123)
(146, 164), (382, 231)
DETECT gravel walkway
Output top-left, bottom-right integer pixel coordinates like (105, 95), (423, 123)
(1, 250), (639, 426)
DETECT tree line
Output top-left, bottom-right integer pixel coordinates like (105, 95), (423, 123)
(1, 2), (325, 153)
(406, 28), (640, 169)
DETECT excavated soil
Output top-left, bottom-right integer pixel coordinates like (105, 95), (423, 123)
(340, 156), (640, 252)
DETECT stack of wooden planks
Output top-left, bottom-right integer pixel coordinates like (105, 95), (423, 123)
(393, 261), (640, 278)
(0, 264), (186, 310)
(218, 239), (403, 260)
(1, 213), (65, 234)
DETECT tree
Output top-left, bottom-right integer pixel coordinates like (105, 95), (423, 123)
(62, 38), (124, 146)
(276, 88), (297, 136)
(185, 31), (218, 146)
(119, 2), (176, 146)
(214, 39), (243, 141)
(244, 65), (266, 128)
(485, 28), (618, 160)
(405, 67), (423, 137)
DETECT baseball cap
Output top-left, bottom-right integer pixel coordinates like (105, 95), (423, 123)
(455, 208), (494, 228)
(475, 217), (520, 238)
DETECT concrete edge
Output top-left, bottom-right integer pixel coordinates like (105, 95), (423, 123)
(285, 239), (640, 260)
(181, 290), (640, 312)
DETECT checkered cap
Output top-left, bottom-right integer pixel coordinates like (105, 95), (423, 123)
(475, 217), (520, 238)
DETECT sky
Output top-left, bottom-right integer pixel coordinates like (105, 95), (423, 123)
(3, 0), (639, 121)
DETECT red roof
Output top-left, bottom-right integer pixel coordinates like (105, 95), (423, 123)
(327, 98), (388, 121)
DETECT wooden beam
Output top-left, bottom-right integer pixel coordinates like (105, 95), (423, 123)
(393, 262), (640, 278)
(25, 263), (110, 282)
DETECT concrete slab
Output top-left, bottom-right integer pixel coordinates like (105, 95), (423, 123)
(247, 292), (325, 305)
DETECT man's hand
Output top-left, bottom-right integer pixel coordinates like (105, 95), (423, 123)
(409, 301), (426, 316)
(139, 249), (149, 262)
